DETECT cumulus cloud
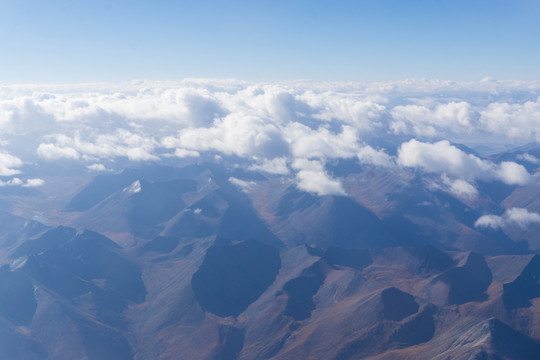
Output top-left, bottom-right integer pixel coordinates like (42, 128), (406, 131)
(173, 148), (200, 158)
(228, 177), (256, 193)
(23, 178), (45, 187)
(440, 174), (479, 201)
(19, 87), (225, 126)
(287, 124), (359, 159)
(0, 177), (44, 187)
(390, 101), (476, 137)
(38, 130), (159, 162)
(397, 139), (530, 185)
(479, 97), (540, 141)
(86, 163), (108, 172)
(307, 93), (386, 131)
(474, 214), (505, 229)
(448, 179), (478, 200)
(0, 178), (23, 186)
(475, 208), (540, 229)
(517, 153), (540, 164)
(0, 151), (23, 176)
(37, 143), (81, 160)
(1, 79), (540, 197)
(495, 161), (531, 185)
(292, 159), (346, 196)
(248, 157), (289, 175)
(357, 145), (394, 168)
(163, 113), (289, 159)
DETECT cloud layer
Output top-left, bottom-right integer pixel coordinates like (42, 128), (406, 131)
(0, 79), (539, 195)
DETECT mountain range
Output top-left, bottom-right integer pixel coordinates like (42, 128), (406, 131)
(0, 143), (539, 359)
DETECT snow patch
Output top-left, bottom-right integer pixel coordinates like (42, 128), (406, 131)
(124, 180), (142, 194)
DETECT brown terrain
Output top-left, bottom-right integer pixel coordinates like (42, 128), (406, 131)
(0, 159), (538, 359)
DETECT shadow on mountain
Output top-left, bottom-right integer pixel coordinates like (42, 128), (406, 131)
(435, 252), (492, 305)
(218, 197), (282, 247)
(0, 266), (37, 326)
(431, 191), (527, 255)
(276, 188), (398, 249)
(276, 188), (320, 215)
(333, 287), (422, 360)
(381, 287), (419, 321)
(211, 324), (245, 360)
(307, 244), (372, 270)
(0, 211), (47, 249)
(11, 226), (76, 258)
(168, 193), (224, 239)
(477, 180), (517, 204)
(389, 304), (437, 346)
(20, 230), (146, 310)
(0, 320), (47, 360)
(486, 319), (540, 360)
(452, 318), (540, 360)
(283, 260), (327, 320)
(503, 254), (540, 309)
(67, 166), (205, 211)
(321, 247), (372, 270)
(386, 187), (526, 255)
(191, 239), (281, 317)
(139, 236), (181, 255)
(127, 179), (196, 238)
(169, 190), (282, 247)
(405, 245), (455, 275)
(381, 215), (435, 248)
(77, 317), (134, 360)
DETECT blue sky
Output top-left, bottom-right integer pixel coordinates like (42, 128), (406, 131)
(1, 0), (539, 83)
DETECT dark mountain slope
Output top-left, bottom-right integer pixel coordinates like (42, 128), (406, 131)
(192, 239), (281, 317)
(503, 254), (540, 309)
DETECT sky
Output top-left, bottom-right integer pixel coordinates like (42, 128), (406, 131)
(1, 0), (540, 83)
(1, 1), (540, 227)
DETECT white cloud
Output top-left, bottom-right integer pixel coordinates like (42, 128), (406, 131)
(495, 161), (531, 186)
(0, 151), (23, 176)
(390, 101), (476, 137)
(125, 147), (159, 162)
(440, 174), (479, 201)
(86, 163), (108, 172)
(37, 143), (80, 160)
(1, 79), (540, 197)
(286, 123), (360, 159)
(475, 208), (540, 229)
(248, 157), (289, 175)
(228, 177), (256, 193)
(448, 179), (478, 200)
(165, 112), (289, 159)
(38, 130), (159, 162)
(173, 148), (200, 158)
(307, 93), (386, 131)
(517, 153), (540, 164)
(292, 159), (346, 196)
(357, 145), (394, 168)
(19, 87), (225, 127)
(397, 139), (530, 185)
(479, 97), (540, 141)
(0, 178), (22, 186)
(474, 214), (505, 229)
(0, 177), (44, 187)
(23, 178), (45, 187)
